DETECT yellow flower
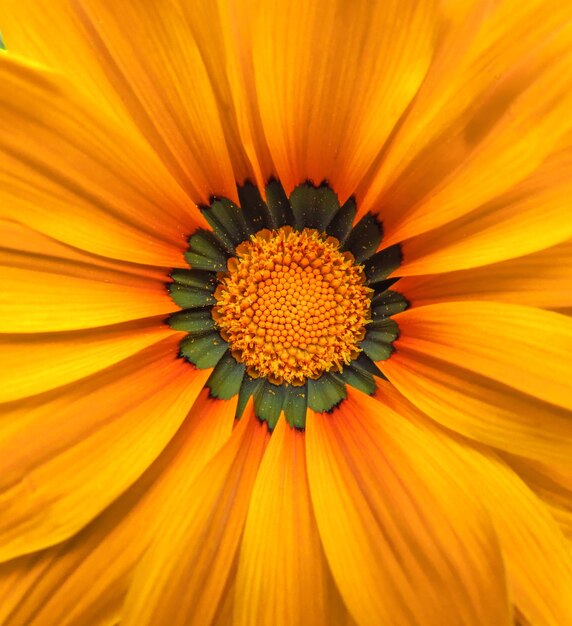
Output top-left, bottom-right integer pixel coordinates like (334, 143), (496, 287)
(1, 0), (572, 624)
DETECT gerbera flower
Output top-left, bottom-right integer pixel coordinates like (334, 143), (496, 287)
(1, 0), (571, 624)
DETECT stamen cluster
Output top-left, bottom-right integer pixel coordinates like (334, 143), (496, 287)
(212, 227), (371, 385)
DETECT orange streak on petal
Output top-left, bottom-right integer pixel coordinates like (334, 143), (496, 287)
(380, 352), (572, 464)
(0, 54), (205, 266)
(0, 389), (238, 624)
(363, 4), (572, 245)
(0, 337), (210, 562)
(0, 319), (181, 402)
(0, 231), (176, 331)
(75, 0), (238, 202)
(372, 381), (572, 626)
(122, 408), (269, 626)
(395, 152), (572, 275)
(251, 0), (436, 200)
(392, 302), (572, 410)
(395, 239), (572, 312)
(234, 416), (350, 626)
(306, 391), (511, 625)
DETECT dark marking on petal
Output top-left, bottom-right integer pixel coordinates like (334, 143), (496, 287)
(338, 364), (376, 395)
(350, 352), (385, 378)
(360, 319), (399, 362)
(307, 373), (347, 412)
(265, 178), (295, 228)
(238, 182), (272, 233)
(364, 244), (402, 285)
(254, 380), (287, 430)
(207, 352), (246, 399)
(179, 332), (229, 369)
(371, 289), (409, 318)
(283, 382), (308, 429)
(200, 197), (250, 251)
(236, 374), (265, 419)
(167, 308), (215, 334)
(185, 230), (229, 272)
(343, 213), (382, 263)
(167, 283), (216, 309)
(289, 182), (340, 232)
(170, 269), (217, 292)
(326, 196), (356, 244)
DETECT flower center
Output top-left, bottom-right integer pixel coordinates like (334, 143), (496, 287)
(212, 226), (371, 386)
(167, 180), (407, 429)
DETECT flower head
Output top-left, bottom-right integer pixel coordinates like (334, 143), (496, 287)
(1, 1), (572, 625)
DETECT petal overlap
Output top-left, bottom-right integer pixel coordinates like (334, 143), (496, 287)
(306, 390), (512, 626)
(0, 389), (237, 625)
(122, 409), (268, 626)
(0, 54), (205, 266)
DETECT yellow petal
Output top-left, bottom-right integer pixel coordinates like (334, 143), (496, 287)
(122, 409), (269, 626)
(363, 7), (572, 245)
(357, 0), (493, 207)
(0, 0), (126, 117)
(76, 0), (238, 201)
(397, 150), (572, 274)
(177, 0), (261, 186)
(0, 53), (205, 266)
(390, 302), (572, 411)
(234, 416), (350, 626)
(396, 239), (572, 312)
(0, 319), (178, 402)
(0, 0), (238, 201)
(306, 389), (512, 626)
(0, 338), (210, 562)
(374, 380), (572, 626)
(0, 221), (176, 332)
(0, 389), (237, 625)
(502, 454), (572, 540)
(0, 220), (166, 281)
(250, 0), (437, 199)
(378, 380), (572, 540)
(382, 349), (572, 464)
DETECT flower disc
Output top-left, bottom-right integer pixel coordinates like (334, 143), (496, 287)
(212, 226), (371, 386)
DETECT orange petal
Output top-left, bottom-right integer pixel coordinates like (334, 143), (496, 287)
(396, 150), (572, 274)
(0, 389), (237, 625)
(234, 416), (350, 626)
(0, 337), (210, 562)
(504, 455), (572, 543)
(0, 0), (238, 201)
(0, 220), (167, 281)
(363, 8), (572, 245)
(377, 379), (572, 524)
(391, 302), (572, 411)
(0, 53), (204, 266)
(0, 319), (178, 402)
(0, 221), (176, 332)
(0, 0), (135, 119)
(357, 0), (494, 209)
(75, 0), (238, 201)
(122, 409), (269, 626)
(306, 389), (512, 625)
(250, 0), (437, 199)
(396, 239), (572, 312)
(381, 352), (572, 464)
(209, 0), (277, 190)
(374, 381), (572, 626)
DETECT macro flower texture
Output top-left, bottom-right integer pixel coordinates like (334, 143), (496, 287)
(1, 0), (572, 624)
